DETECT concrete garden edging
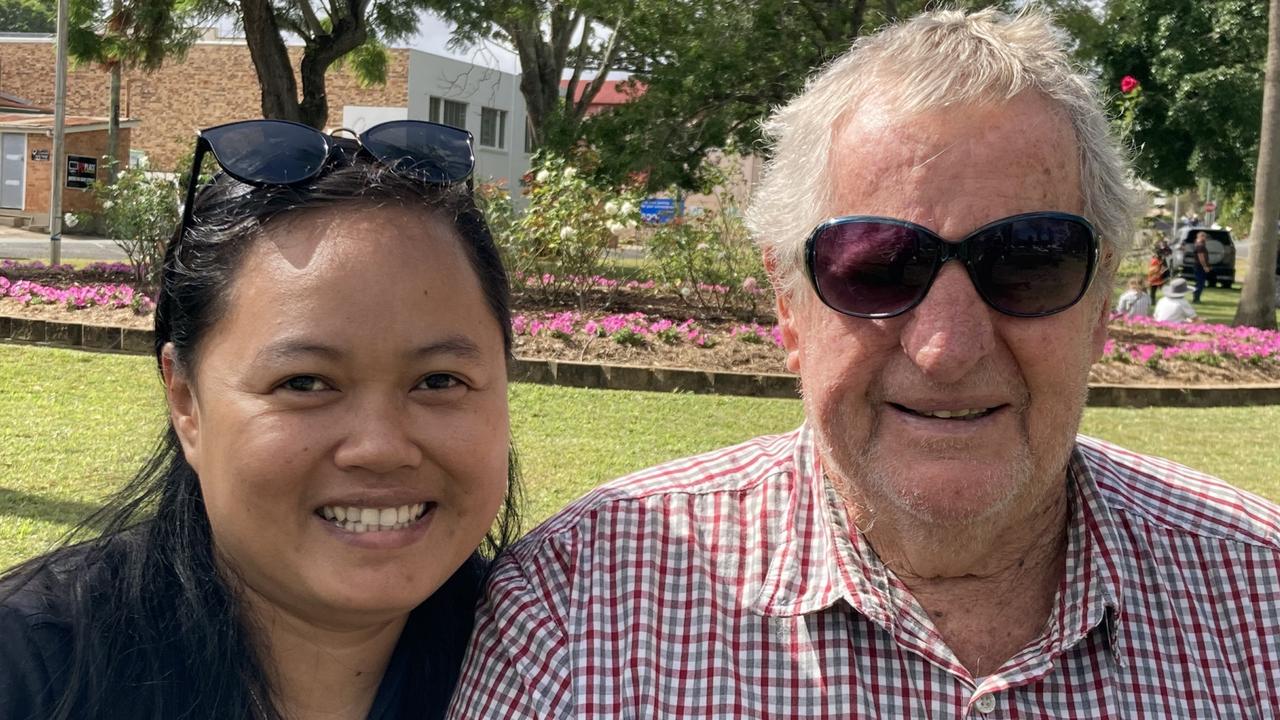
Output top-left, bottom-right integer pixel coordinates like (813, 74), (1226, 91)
(4, 315), (1280, 407)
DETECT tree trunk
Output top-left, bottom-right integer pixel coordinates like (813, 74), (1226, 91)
(106, 62), (121, 183)
(297, 18), (367, 130)
(1234, 0), (1280, 329)
(239, 0), (302, 122)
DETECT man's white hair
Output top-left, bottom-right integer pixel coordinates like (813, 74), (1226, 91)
(746, 8), (1139, 297)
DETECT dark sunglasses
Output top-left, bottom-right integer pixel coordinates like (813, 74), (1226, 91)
(180, 118), (475, 238)
(805, 211), (1099, 319)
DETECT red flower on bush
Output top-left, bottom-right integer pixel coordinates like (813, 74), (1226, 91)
(1120, 75), (1140, 94)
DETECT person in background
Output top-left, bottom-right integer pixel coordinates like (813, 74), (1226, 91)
(1192, 231), (1214, 302)
(1153, 277), (1198, 323)
(0, 119), (521, 720)
(1146, 239), (1170, 303)
(1114, 275), (1150, 317)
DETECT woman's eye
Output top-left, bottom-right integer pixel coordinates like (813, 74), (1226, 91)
(419, 373), (461, 391)
(280, 375), (332, 392)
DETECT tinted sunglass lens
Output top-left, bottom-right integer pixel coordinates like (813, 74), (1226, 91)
(362, 121), (474, 183)
(971, 216), (1093, 315)
(812, 221), (938, 317)
(203, 120), (328, 185)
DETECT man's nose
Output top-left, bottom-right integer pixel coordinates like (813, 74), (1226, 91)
(333, 395), (423, 474)
(899, 261), (995, 383)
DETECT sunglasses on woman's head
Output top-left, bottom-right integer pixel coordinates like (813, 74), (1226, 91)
(179, 118), (475, 240)
(804, 211), (1099, 319)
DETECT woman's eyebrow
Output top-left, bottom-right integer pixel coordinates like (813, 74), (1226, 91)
(251, 335), (485, 364)
(408, 335), (484, 360)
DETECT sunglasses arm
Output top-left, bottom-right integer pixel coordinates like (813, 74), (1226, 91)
(179, 138), (210, 242)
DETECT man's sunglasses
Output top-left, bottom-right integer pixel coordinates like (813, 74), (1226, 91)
(180, 118), (475, 238)
(804, 211), (1099, 319)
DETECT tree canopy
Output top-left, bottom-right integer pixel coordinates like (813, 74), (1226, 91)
(579, 0), (1026, 191)
(1095, 0), (1269, 193)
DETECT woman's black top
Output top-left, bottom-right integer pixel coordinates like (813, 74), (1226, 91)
(0, 534), (485, 720)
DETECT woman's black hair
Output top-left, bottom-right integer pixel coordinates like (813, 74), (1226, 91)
(0, 152), (522, 719)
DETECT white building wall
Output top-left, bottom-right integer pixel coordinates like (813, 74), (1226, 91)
(406, 50), (531, 198)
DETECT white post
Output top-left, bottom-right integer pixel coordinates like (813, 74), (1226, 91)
(48, 0), (69, 265)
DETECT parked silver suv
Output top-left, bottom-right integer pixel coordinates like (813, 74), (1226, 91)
(1173, 226), (1235, 289)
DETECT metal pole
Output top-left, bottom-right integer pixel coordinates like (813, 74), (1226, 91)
(48, 0), (69, 265)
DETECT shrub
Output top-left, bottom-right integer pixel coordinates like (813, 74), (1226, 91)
(643, 162), (769, 319)
(506, 153), (643, 309)
(93, 168), (180, 293)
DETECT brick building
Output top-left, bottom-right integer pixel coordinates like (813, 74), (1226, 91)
(0, 113), (136, 222)
(0, 33), (531, 186)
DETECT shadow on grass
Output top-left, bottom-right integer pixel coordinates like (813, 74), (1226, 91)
(0, 487), (104, 529)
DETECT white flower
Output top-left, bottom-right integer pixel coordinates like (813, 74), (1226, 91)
(102, 200), (114, 210)
(695, 242), (710, 252)
(563, 166), (577, 178)
(607, 221), (625, 234)
(620, 201), (635, 215)
(559, 226), (576, 239)
(535, 169), (551, 183)
(625, 219), (638, 230)
(63, 213), (78, 228)
(604, 200), (620, 215)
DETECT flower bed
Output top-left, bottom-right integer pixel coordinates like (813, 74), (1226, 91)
(0, 276), (154, 313)
(1103, 314), (1280, 367)
(3, 267), (1279, 385)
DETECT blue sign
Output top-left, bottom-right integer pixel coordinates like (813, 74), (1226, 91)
(640, 197), (680, 224)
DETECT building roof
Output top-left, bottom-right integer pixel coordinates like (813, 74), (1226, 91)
(559, 78), (646, 106)
(0, 91), (48, 112)
(0, 113), (140, 133)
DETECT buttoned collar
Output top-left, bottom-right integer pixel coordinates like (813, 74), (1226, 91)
(751, 426), (1130, 663)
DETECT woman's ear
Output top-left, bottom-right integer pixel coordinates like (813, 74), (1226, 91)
(161, 343), (201, 471)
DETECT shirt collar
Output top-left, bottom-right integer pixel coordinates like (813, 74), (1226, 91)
(751, 428), (1132, 662)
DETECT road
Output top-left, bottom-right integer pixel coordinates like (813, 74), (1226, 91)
(0, 228), (127, 262)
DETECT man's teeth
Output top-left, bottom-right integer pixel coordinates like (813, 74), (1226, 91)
(917, 408), (991, 419)
(317, 503), (430, 532)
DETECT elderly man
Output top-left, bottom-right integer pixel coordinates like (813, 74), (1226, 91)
(450, 9), (1280, 718)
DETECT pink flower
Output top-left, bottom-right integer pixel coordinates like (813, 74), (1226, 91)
(1120, 75), (1139, 94)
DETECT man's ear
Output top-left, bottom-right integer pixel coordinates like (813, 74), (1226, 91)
(765, 250), (803, 374)
(161, 343), (201, 471)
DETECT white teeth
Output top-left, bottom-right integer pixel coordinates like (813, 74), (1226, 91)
(922, 408), (986, 419)
(318, 502), (431, 533)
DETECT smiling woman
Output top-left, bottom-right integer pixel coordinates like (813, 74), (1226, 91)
(0, 122), (521, 720)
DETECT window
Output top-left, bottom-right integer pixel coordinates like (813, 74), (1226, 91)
(480, 107), (507, 149)
(429, 96), (468, 130)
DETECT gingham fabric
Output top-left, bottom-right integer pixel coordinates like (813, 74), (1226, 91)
(449, 426), (1280, 718)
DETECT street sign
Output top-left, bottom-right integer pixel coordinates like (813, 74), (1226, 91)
(66, 154), (96, 189)
(640, 197), (680, 224)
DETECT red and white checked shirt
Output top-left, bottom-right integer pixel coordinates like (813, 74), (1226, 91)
(449, 426), (1280, 718)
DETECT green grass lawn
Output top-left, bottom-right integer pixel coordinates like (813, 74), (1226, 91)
(2, 343), (1278, 570)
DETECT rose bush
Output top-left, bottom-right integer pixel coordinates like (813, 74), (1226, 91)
(506, 153), (643, 308)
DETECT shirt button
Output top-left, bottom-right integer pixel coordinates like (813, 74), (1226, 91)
(974, 694), (997, 714)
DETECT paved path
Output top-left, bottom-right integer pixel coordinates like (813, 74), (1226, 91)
(0, 227), (126, 262)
